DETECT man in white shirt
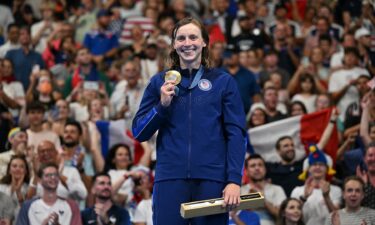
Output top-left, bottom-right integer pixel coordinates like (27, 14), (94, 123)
(0, 23), (20, 58)
(27, 140), (87, 204)
(329, 47), (370, 121)
(240, 154), (287, 225)
(16, 162), (82, 225)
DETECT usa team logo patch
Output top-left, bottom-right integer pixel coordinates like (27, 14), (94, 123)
(198, 79), (212, 91)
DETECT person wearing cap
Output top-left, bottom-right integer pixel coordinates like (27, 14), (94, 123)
(355, 27), (375, 75)
(267, 3), (301, 39)
(0, 128), (27, 179)
(133, 17), (246, 225)
(83, 9), (119, 66)
(291, 145), (342, 225)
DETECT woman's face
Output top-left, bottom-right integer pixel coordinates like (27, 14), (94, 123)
(301, 79), (313, 93)
(56, 100), (69, 119)
(291, 104), (305, 116)
(247, 51), (259, 66)
(284, 199), (302, 223)
(90, 99), (103, 117)
(113, 147), (131, 169)
(9, 158), (26, 180)
(251, 109), (266, 127)
(173, 23), (207, 68)
(2, 60), (13, 77)
(315, 95), (330, 111)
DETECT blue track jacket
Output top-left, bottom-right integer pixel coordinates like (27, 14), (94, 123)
(132, 67), (247, 185)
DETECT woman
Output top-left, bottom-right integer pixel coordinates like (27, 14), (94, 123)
(248, 107), (267, 128)
(133, 17), (246, 225)
(104, 144), (135, 208)
(290, 101), (307, 117)
(291, 73), (320, 113)
(0, 154), (30, 205)
(0, 59), (25, 118)
(277, 198), (304, 225)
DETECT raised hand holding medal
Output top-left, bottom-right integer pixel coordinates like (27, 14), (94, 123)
(160, 70), (181, 107)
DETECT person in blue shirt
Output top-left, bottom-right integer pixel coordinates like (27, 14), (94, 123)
(132, 17), (247, 225)
(222, 46), (261, 114)
(81, 172), (131, 225)
(5, 26), (44, 89)
(83, 9), (119, 65)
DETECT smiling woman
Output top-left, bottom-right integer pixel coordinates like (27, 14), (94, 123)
(132, 17), (247, 225)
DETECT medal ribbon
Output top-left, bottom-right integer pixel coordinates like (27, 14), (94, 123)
(188, 66), (204, 89)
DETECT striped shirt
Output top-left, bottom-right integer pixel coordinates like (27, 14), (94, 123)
(325, 207), (375, 225)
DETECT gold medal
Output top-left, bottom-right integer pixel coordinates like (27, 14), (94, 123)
(165, 70), (182, 85)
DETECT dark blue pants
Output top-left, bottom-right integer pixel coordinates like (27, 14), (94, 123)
(152, 179), (228, 225)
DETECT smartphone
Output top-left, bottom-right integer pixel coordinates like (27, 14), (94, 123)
(83, 81), (99, 90)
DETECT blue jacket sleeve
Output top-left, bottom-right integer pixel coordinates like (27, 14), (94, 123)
(132, 75), (170, 142)
(222, 76), (247, 186)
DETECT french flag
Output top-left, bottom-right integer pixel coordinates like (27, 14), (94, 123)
(96, 119), (144, 164)
(248, 108), (338, 163)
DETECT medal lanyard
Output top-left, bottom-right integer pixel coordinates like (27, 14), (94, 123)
(188, 66), (204, 89)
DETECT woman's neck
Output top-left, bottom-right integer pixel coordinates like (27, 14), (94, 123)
(180, 60), (201, 73)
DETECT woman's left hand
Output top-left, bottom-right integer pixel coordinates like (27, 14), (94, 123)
(222, 183), (241, 211)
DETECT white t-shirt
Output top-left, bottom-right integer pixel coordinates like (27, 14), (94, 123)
(132, 198), (153, 225)
(291, 94), (317, 113)
(291, 184), (342, 225)
(328, 67), (370, 121)
(241, 183), (287, 225)
(28, 198), (72, 225)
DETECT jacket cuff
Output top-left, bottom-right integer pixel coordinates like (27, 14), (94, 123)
(155, 102), (170, 119)
(227, 173), (242, 186)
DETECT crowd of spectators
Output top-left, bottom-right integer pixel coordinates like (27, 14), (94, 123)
(0, 0), (375, 224)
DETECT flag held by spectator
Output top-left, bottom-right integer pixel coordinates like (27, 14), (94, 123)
(248, 108), (338, 163)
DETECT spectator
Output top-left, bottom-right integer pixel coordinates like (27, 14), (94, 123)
(63, 47), (111, 99)
(241, 154), (286, 225)
(17, 162), (82, 225)
(25, 101), (61, 150)
(329, 47), (370, 121)
(0, 154), (30, 206)
(61, 120), (103, 178)
(31, 2), (58, 54)
(266, 109), (336, 196)
(290, 73), (320, 113)
(257, 87), (287, 123)
(0, 191), (17, 225)
(291, 146), (341, 225)
(110, 61), (145, 127)
(0, 58), (25, 118)
(329, 32), (356, 69)
(247, 107), (267, 129)
(50, 99), (72, 138)
(5, 26), (45, 90)
(222, 46), (261, 114)
(0, 23), (20, 58)
(212, 0), (235, 42)
(356, 142), (375, 209)
(83, 9), (119, 66)
(131, 167), (153, 225)
(104, 144), (136, 208)
(289, 101), (307, 117)
(259, 51), (290, 89)
(81, 172), (131, 225)
(267, 3), (301, 39)
(277, 198), (304, 225)
(0, 4), (14, 38)
(325, 176), (375, 225)
(25, 69), (56, 110)
(27, 140), (88, 204)
(0, 128), (27, 178)
(355, 27), (375, 75)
